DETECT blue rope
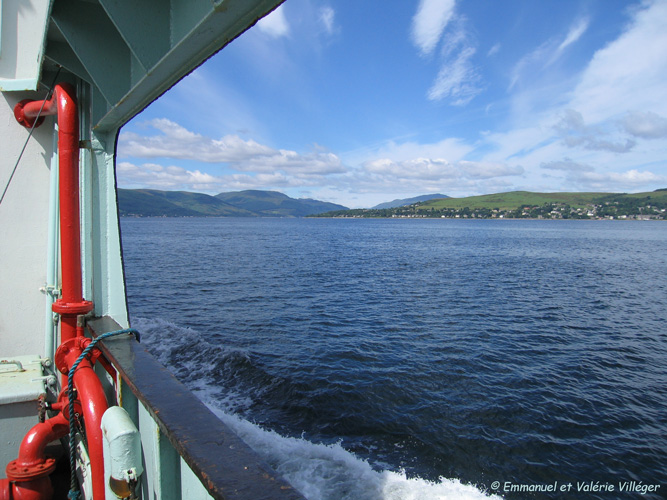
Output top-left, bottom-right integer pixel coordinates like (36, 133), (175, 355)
(67, 328), (140, 499)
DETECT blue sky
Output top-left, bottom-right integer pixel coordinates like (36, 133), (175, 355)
(117, 0), (667, 208)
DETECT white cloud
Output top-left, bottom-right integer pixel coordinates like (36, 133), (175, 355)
(571, 169), (667, 191)
(556, 17), (590, 55)
(411, 0), (457, 56)
(323, 156), (525, 202)
(621, 111), (667, 139)
(242, 150), (346, 175)
(257, 5), (290, 38)
(568, 0), (667, 121)
(365, 158), (459, 180)
(121, 119), (275, 162)
(411, 8), (483, 106)
(581, 138), (636, 153)
(371, 137), (473, 164)
(536, 152), (667, 192)
(428, 45), (480, 105)
(584, 169), (667, 185)
(116, 160), (341, 194)
(510, 16), (590, 91)
(541, 158), (595, 172)
(119, 119), (345, 176)
(117, 119), (350, 196)
(117, 162), (225, 192)
(554, 109), (636, 153)
(319, 6), (336, 36)
(348, 1), (665, 201)
(487, 43), (500, 57)
(459, 160), (524, 179)
(362, 157), (523, 184)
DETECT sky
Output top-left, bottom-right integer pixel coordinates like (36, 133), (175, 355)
(117, 0), (667, 208)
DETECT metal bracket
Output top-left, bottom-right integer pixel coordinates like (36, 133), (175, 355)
(40, 284), (61, 298)
(31, 375), (57, 388)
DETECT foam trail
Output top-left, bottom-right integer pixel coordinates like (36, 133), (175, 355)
(132, 317), (254, 412)
(210, 407), (501, 500)
(134, 317), (501, 500)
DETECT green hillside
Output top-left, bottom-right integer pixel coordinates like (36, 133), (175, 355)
(420, 191), (618, 210)
(215, 190), (347, 217)
(312, 190), (667, 219)
(372, 193), (449, 209)
(118, 188), (348, 217)
(118, 189), (202, 217)
(118, 189), (254, 217)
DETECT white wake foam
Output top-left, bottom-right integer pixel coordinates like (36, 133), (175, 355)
(209, 405), (500, 500)
(134, 317), (501, 499)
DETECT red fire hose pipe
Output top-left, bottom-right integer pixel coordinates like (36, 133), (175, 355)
(1, 411), (69, 500)
(14, 83), (94, 348)
(0, 478), (53, 500)
(55, 337), (109, 500)
(0, 340), (111, 500)
(9, 85), (103, 499)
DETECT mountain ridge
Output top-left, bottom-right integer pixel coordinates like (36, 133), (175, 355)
(372, 193), (449, 209)
(118, 188), (348, 217)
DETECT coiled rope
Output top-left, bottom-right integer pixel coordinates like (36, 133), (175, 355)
(67, 328), (140, 500)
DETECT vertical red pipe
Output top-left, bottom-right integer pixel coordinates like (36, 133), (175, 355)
(15, 83), (94, 346)
(75, 365), (108, 499)
(52, 84), (81, 308)
(12, 85), (99, 499)
(56, 339), (109, 500)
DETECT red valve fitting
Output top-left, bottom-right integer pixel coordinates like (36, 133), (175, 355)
(0, 477), (53, 500)
(1, 410), (69, 500)
(5, 411), (68, 479)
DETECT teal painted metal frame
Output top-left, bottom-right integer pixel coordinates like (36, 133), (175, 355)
(45, 0), (285, 132)
(44, 123), (60, 362)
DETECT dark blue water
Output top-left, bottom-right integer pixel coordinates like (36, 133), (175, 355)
(121, 218), (667, 499)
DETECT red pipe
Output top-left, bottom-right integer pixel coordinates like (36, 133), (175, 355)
(55, 337), (109, 500)
(11, 411), (68, 469)
(0, 477), (53, 500)
(74, 365), (108, 500)
(11, 85), (102, 499)
(2, 411), (69, 500)
(14, 83), (94, 348)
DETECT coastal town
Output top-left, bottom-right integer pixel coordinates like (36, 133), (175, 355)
(389, 201), (667, 220)
(317, 192), (667, 220)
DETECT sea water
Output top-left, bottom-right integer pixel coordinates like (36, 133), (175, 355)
(120, 218), (667, 499)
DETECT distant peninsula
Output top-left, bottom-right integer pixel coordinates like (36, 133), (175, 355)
(311, 190), (667, 220)
(118, 189), (348, 217)
(372, 193), (449, 209)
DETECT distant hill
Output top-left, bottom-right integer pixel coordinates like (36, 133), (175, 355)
(372, 193), (449, 209)
(215, 190), (347, 217)
(118, 188), (348, 217)
(421, 191), (615, 210)
(310, 189), (667, 219)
